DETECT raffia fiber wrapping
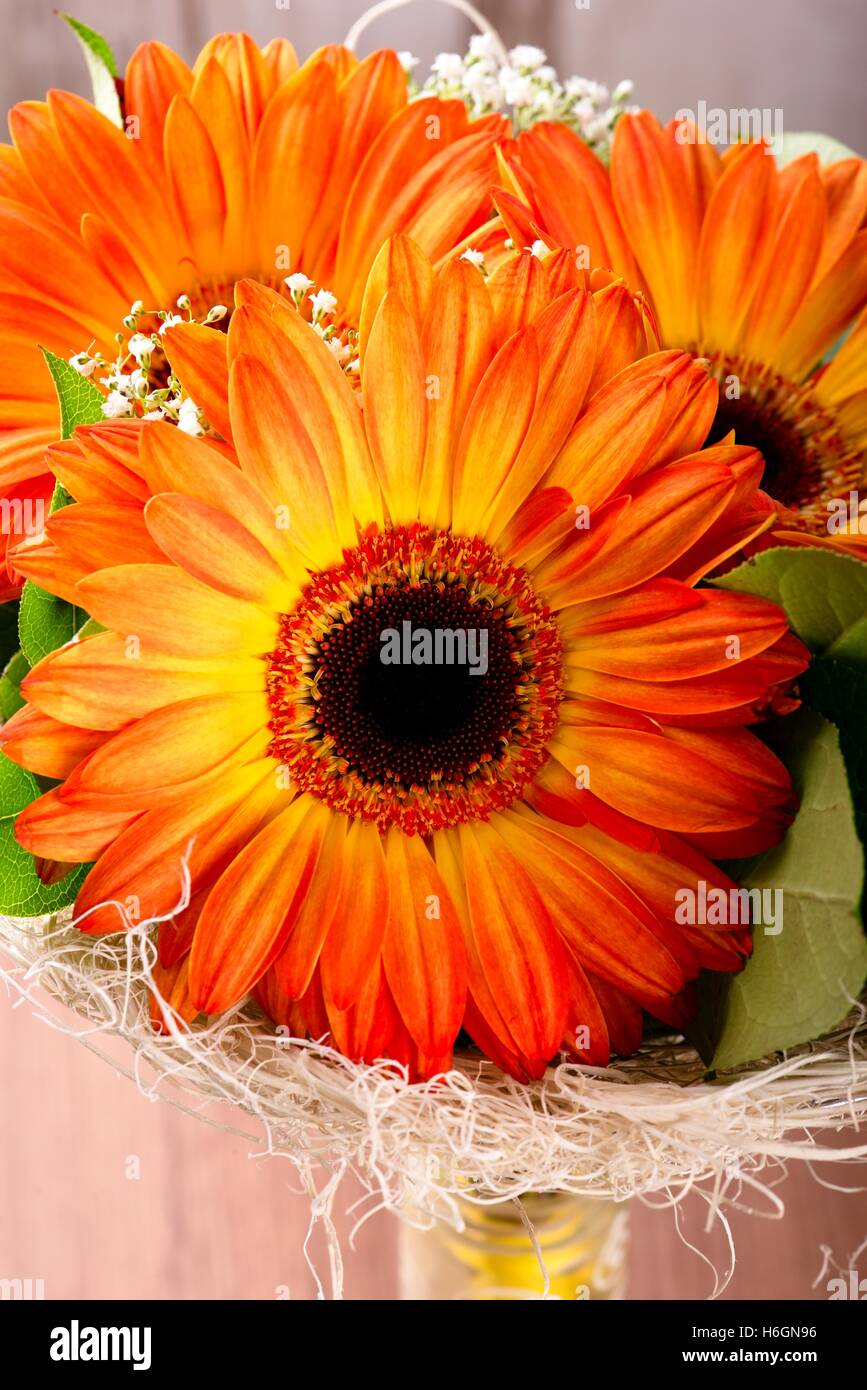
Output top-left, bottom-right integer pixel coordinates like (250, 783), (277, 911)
(2, 911), (865, 1250)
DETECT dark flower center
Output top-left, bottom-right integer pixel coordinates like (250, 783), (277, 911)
(704, 354), (861, 528)
(313, 582), (521, 786)
(265, 526), (563, 833)
(708, 391), (824, 510)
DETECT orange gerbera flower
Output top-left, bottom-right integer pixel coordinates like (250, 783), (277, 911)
(2, 252), (807, 1081)
(499, 114), (867, 552)
(0, 32), (507, 585)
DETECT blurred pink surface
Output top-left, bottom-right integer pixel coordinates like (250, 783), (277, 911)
(1, 988), (865, 1300)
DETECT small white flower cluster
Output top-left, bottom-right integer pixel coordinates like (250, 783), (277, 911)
(283, 274), (359, 374)
(415, 34), (636, 158)
(69, 295), (225, 435)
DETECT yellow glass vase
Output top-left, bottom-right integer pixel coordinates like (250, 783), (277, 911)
(399, 1193), (629, 1301)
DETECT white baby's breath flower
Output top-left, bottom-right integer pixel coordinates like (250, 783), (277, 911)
(284, 273), (314, 296)
(529, 239), (548, 260)
(461, 248), (486, 269)
(468, 33), (496, 59)
(509, 45), (547, 71)
(309, 289), (338, 320)
(102, 390), (133, 419)
(159, 313), (184, 336)
(105, 370), (134, 393)
(127, 332), (154, 361)
(141, 409), (165, 421)
(501, 69), (535, 107)
(418, 33), (636, 162)
(177, 397), (203, 436)
(327, 338), (352, 363)
(68, 352), (95, 377)
(397, 51), (419, 73)
(432, 52), (465, 82)
(612, 79), (635, 102)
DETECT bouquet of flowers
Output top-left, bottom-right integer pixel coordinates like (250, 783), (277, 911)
(1, 0), (865, 1300)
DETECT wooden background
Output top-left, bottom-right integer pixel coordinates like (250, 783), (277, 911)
(1, 0), (866, 1300)
(2, 989), (865, 1300)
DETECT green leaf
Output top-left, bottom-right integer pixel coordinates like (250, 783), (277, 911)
(39, 348), (105, 438)
(18, 582), (84, 668)
(0, 753), (89, 915)
(0, 650), (29, 722)
(800, 658), (867, 846)
(60, 13), (122, 128)
(0, 752), (41, 818)
(773, 130), (860, 166)
(712, 546), (867, 659)
(16, 352), (100, 666)
(696, 713), (867, 1070)
(0, 822), (89, 916)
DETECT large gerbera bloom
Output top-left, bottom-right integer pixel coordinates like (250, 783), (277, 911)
(2, 253), (807, 1081)
(499, 115), (867, 551)
(0, 32), (507, 582)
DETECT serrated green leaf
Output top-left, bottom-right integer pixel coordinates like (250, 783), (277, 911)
(18, 581), (84, 667)
(40, 347), (105, 439)
(0, 820), (89, 916)
(60, 13), (122, 128)
(696, 713), (867, 1070)
(0, 650), (29, 722)
(0, 751), (41, 818)
(16, 352), (98, 666)
(712, 546), (867, 659)
(0, 753), (89, 914)
(773, 130), (860, 166)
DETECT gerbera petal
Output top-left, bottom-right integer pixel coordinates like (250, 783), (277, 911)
(458, 820), (569, 1066)
(363, 292), (427, 522)
(161, 322), (232, 442)
(144, 493), (298, 606)
(21, 632), (263, 730)
(138, 419), (302, 575)
(549, 723), (761, 832)
(484, 289), (597, 538)
(498, 808), (686, 1006)
(382, 829), (466, 1058)
(540, 452), (737, 606)
(164, 96), (227, 280)
(271, 810), (349, 998)
(451, 327), (539, 536)
(230, 281), (383, 531)
(14, 791), (139, 862)
(740, 160), (826, 361)
(125, 40), (194, 181)
(775, 229), (867, 380)
(73, 758), (281, 934)
(190, 795), (331, 1013)
(60, 692), (268, 799)
(417, 256), (495, 528)
(564, 586), (788, 679)
(543, 373), (666, 508)
(320, 819), (389, 1011)
(696, 142), (779, 352)
(76, 564), (278, 657)
(250, 59), (338, 272)
(1, 705), (110, 778)
(610, 111), (701, 343)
